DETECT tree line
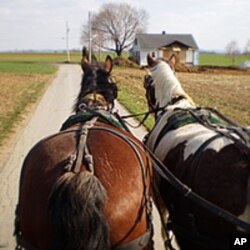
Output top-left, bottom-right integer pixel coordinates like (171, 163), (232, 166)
(226, 40), (250, 65)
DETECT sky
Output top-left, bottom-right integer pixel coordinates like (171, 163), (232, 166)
(0, 0), (249, 52)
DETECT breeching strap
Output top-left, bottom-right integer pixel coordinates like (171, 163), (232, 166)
(73, 117), (97, 174)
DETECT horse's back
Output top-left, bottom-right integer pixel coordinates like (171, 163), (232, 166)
(151, 123), (249, 248)
(85, 124), (152, 243)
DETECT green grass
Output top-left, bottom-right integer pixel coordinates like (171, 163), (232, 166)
(0, 51), (128, 64)
(0, 52), (81, 63)
(113, 67), (155, 130)
(0, 61), (57, 74)
(0, 53), (58, 146)
(199, 53), (250, 66)
(118, 84), (155, 130)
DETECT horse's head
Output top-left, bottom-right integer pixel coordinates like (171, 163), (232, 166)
(143, 54), (177, 112)
(144, 54), (194, 114)
(75, 55), (118, 112)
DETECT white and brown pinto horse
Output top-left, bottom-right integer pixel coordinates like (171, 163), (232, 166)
(144, 54), (250, 250)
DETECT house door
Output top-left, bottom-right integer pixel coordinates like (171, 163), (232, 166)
(186, 50), (193, 64)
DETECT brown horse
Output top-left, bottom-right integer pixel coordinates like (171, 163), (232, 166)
(14, 56), (154, 250)
(143, 54), (250, 250)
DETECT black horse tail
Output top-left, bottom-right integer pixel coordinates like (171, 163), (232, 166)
(47, 171), (110, 250)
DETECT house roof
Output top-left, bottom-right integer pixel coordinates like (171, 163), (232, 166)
(136, 33), (199, 50)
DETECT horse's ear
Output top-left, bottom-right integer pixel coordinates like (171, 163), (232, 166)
(147, 54), (157, 68)
(104, 55), (113, 73)
(81, 57), (89, 72)
(168, 54), (177, 70)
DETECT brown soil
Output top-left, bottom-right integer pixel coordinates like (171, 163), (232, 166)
(175, 63), (250, 75)
(178, 72), (250, 125)
(113, 57), (140, 68)
(113, 66), (250, 126)
(0, 73), (53, 168)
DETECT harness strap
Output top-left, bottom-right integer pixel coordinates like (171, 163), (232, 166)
(145, 145), (250, 232)
(15, 124), (153, 250)
(186, 108), (250, 159)
(113, 111), (132, 133)
(72, 117), (97, 174)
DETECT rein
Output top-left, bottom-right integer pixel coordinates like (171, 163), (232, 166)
(175, 107), (250, 158)
(143, 105), (250, 233)
(120, 105), (168, 129)
(145, 143), (250, 232)
(123, 97), (250, 237)
(94, 106), (250, 238)
(119, 95), (185, 129)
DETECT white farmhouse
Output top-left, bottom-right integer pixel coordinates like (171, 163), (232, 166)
(130, 33), (199, 66)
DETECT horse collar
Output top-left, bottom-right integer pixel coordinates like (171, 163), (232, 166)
(155, 95), (186, 118)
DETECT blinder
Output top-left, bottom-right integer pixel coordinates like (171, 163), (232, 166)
(144, 74), (153, 88)
(144, 74), (157, 112)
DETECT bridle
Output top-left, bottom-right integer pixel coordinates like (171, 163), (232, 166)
(79, 93), (111, 112)
(144, 74), (158, 113)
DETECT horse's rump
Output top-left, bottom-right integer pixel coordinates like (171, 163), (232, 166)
(18, 122), (151, 249)
(149, 119), (250, 248)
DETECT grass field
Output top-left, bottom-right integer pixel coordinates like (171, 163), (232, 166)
(113, 66), (250, 129)
(199, 53), (250, 66)
(0, 61), (56, 74)
(0, 52), (249, 148)
(0, 51), (119, 64)
(1, 51), (249, 66)
(0, 57), (57, 146)
(0, 52), (81, 63)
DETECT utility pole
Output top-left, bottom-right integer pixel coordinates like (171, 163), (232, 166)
(88, 11), (92, 63)
(66, 21), (70, 63)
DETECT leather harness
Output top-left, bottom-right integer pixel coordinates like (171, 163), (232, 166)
(15, 110), (153, 250)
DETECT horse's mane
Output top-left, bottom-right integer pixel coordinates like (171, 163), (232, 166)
(152, 61), (195, 107)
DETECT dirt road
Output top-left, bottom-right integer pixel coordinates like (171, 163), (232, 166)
(0, 64), (166, 249)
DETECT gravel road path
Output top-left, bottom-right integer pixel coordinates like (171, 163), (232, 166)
(0, 64), (165, 249)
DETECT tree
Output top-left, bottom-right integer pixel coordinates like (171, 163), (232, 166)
(81, 2), (148, 57)
(244, 39), (250, 55)
(225, 40), (240, 65)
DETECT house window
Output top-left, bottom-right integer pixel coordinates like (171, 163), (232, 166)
(134, 38), (138, 45)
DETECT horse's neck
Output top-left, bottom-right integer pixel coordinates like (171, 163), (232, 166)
(152, 62), (194, 108)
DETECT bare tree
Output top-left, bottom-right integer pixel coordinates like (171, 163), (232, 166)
(226, 40), (240, 65)
(81, 2), (148, 57)
(244, 39), (250, 55)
